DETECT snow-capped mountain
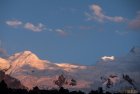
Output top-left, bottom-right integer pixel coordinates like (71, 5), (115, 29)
(4, 51), (90, 90)
(0, 47), (140, 92)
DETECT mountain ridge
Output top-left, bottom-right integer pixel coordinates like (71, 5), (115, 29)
(0, 48), (140, 92)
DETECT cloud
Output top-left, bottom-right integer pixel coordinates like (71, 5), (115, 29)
(0, 40), (8, 58)
(79, 26), (95, 30)
(55, 29), (67, 36)
(98, 47), (140, 75)
(91, 47), (140, 91)
(128, 11), (140, 30)
(0, 48), (8, 58)
(101, 56), (115, 61)
(5, 20), (67, 36)
(24, 22), (46, 32)
(6, 20), (22, 27)
(86, 4), (125, 23)
(6, 20), (46, 32)
(115, 30), (128, 35)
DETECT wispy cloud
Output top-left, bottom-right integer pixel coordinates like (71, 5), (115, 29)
(128, 11), (140, 30)
(115, 30), (128, 35)
(79, 26), (95, 30)
(0, 48), (7, 57)
(55, 29), (67, 36)
(0, 40), (8, 58)
(5, 19), (68, 36)
(86, 4), (125, 23)
(6, 20), (22, 27)
(6, 20), (46, 32)
(64, 25), (96, 31)
(24, 22), (46, 32)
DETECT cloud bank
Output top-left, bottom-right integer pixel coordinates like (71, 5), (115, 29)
(6, 20), (22, 27)
(5, 20), (67, 35)
(86, 4), (125, 23)
(24, 23), (46, 32)
(55, 29), (67, 36)
(128, 11), (140, 30)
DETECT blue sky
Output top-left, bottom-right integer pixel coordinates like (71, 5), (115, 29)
(0, 0), (140, 65)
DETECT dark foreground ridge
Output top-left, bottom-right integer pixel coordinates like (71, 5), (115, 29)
(0, 80), (139, 94)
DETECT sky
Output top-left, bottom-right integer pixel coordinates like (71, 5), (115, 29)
(0, 0), (140, 65)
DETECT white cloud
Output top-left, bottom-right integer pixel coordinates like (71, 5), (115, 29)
(6, 20), (22, 27)
(128, 11), (140, 30)
(90, 4), (104, 22)
(24, 23), (46, 32)
(5, 20), (46, 32)
(101, 56), (115, 61)
(5, 20), (67, 36)
(86, 4), (125, 23)
(55, 29), (67, 36)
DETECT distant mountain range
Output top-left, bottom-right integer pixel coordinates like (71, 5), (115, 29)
(0, 47), (140, 92)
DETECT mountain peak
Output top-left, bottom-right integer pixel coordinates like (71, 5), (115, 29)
(20, 50), (39, 61)
(6, 51), (45, 75)
(8, 50), (40, 62)
(22, 51), (32, 55)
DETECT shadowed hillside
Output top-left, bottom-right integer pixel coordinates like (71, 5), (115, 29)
(0, 79), (139, 94)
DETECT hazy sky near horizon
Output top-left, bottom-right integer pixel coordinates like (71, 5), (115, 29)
(0, 0), (140, 65)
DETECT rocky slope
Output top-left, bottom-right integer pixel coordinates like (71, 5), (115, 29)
(0, 70), (26, 89)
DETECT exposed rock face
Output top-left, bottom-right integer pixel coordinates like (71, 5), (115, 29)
(0, 71), (25, 89)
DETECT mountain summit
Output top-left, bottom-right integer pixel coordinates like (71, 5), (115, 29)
(6, 51), (46, 75)
(8, 51), (40, 62)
